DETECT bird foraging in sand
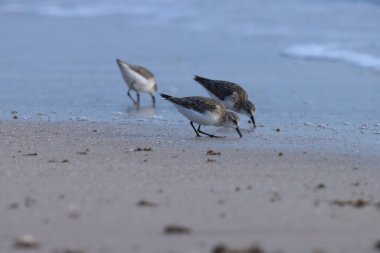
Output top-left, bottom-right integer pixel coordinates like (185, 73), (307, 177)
(160, 93), (242, 138)
(194, 75), (256, 127)
(116, 59), (157, 106)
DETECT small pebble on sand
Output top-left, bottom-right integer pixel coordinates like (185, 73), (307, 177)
(212, 243), (264, 253)
(316, 183), (326, 190)
(24, 153), (37, 156)
(207, 149), (221, 156)
(134, 147), (153, 151)
(163, 225), (191, 235)
(137, 200), (157, 207)
(14, 235), (40, 249)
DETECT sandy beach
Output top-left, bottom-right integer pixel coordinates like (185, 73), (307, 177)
(1, 0), (380, 252)
(1, 120), (379, 253)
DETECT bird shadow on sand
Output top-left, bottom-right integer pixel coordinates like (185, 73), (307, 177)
(181, 136), (244, 143)
(182, 129), (245, 141)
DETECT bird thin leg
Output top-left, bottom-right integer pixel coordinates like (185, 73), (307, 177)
(151, 94), (156, 106)
(197, 125), (225, 138)
(190, 121), (201, 137)
(136, 93), (140, 105)
(127, 89), (138, 104)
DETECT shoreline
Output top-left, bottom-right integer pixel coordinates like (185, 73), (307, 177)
(1, 120), (379, 253)
(1, 119), (379, 156)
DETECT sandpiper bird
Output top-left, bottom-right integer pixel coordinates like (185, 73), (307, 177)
(194, 75), (256, 127)
(116, 59), (157, 106)
(160, 93), (242, 138)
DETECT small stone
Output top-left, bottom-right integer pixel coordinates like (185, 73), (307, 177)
(316, 183), (326, 189)
(351, 181), (360, 187)
(24, 153), (37, 156)
(163, 225), (191, 234)
(14, 235), (40, 249)
(212, 244), (264, 253)
(137, 200), (157, 207)
(76, 148), (90, 155)
(352, 199), (369, 208)
(134, 147), (153, 151)
(330, 199), (370, 208)
(212, 244), (228, 253)
(207, 149), (221, 156)
(275, 128), (280, 132)
(278, 152), (283, 157)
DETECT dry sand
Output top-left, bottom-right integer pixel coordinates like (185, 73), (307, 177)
(1, 120), (379, 253)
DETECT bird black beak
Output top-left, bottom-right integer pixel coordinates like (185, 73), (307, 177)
(250, 115), (256, 128)
(236, 127), (243, 138)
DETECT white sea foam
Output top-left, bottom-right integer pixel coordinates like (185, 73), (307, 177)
(283, 44), (380, 71)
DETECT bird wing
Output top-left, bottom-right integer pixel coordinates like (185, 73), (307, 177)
(129, 64), (154, 80)
(194, 76), (248, 101)
(167, 96), (224, 114)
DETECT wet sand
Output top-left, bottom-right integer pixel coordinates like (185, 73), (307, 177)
(1, 120), (379, 253)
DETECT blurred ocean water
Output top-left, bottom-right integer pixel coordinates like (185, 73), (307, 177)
(0, 0), (379, 126)
(1, 0), (380, 51)
(1, 0), (380, 68)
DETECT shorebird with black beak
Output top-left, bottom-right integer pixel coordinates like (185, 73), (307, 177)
(116, 59), (157, 106)
(161, 93), (242, 138)
(194, 75), (256, 128)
